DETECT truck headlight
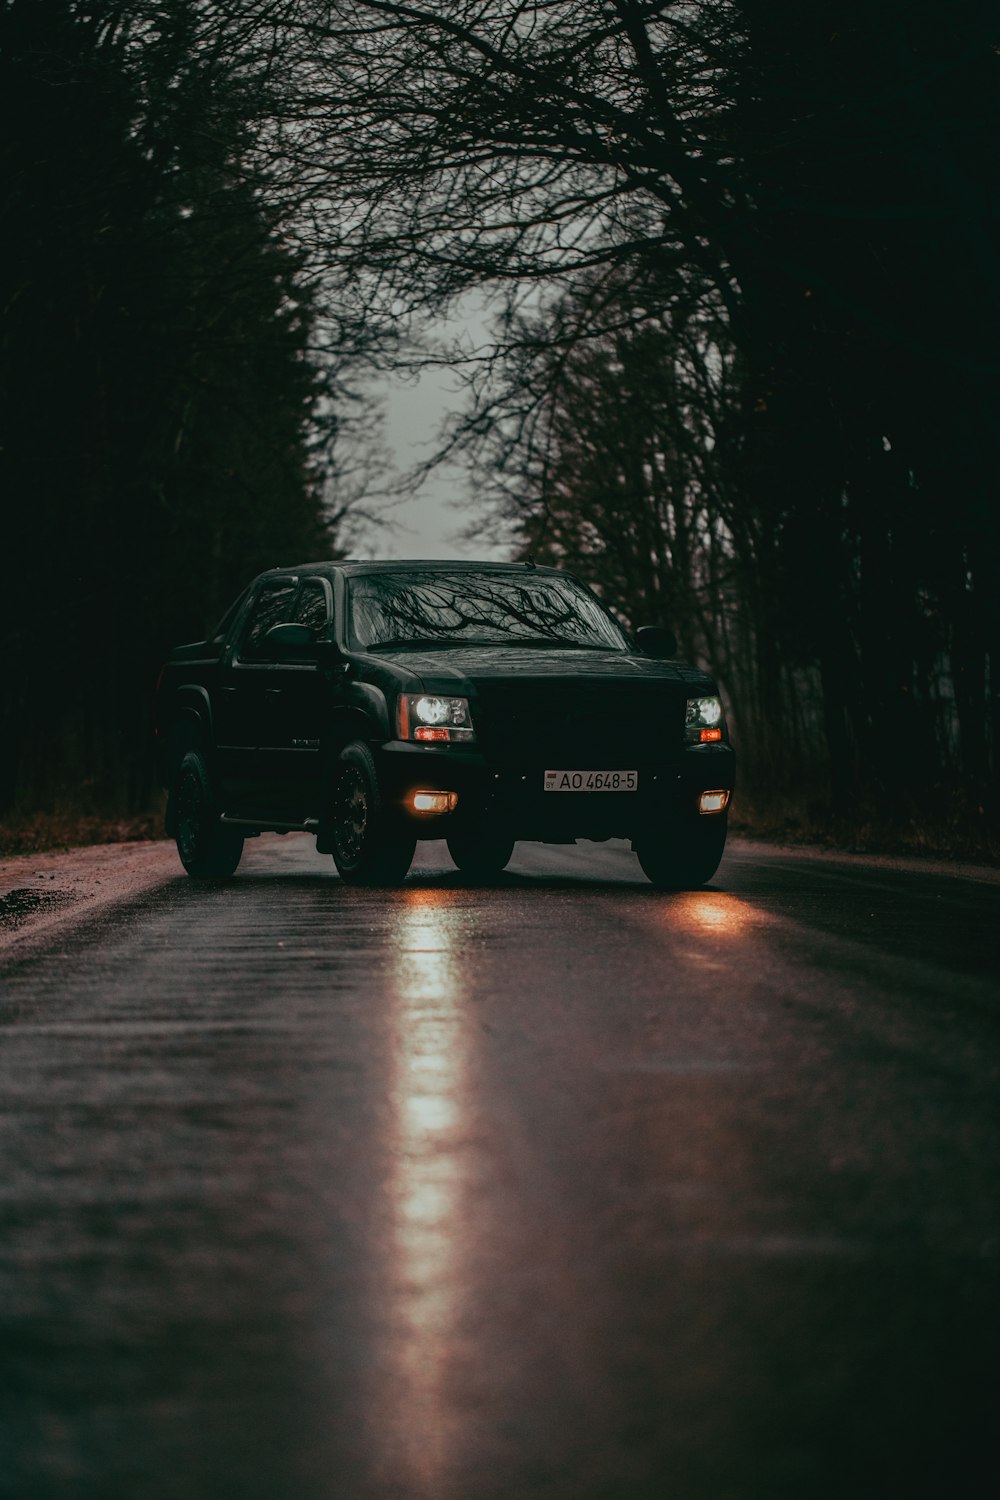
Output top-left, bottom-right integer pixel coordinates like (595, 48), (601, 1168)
(398, 693), (476, 744)
(686, 695), (725, 744)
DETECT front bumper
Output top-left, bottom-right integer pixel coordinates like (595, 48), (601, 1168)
(375, 739), (735, 839)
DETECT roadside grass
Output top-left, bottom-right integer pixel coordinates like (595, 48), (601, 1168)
(0, 806), (166, 857)
(730, 792), (999, 864)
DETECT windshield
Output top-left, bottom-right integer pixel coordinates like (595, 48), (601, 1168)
(349, 570), (629, 652)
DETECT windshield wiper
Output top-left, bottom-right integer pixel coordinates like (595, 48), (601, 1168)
(364, 636), (456, 651)
(365, 634), (623, 653)
(496, 637), (624, 652)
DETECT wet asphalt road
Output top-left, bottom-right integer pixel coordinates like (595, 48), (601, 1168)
(1, 836), (998, 1500)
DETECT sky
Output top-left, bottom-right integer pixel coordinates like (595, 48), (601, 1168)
(375, 365), (483, 560)
(368, 303), (513, 563)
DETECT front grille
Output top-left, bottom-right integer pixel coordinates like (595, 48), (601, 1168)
(475, 681), (685, 764)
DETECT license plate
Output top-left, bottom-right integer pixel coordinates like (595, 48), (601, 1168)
(544, 770), (638, 792)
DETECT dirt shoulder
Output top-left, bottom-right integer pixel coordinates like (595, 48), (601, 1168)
(725, 836), (1000, 886)
(0, 839), (182, 957)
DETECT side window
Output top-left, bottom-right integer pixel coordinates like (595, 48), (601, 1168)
(209, 586), (251, 646)
(290, 580), (330, 638)
(237, 580), (298, 661)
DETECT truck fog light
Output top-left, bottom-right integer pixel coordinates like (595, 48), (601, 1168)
(698, 789), (730, 814)
(411, 791), (459, 814)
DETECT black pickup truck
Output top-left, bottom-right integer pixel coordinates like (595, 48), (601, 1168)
(153, 560), (734, 886)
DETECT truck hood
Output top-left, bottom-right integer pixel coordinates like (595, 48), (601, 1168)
(369, 643), (715, 694)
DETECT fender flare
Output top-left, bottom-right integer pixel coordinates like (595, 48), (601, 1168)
(339, 681), (392, 743)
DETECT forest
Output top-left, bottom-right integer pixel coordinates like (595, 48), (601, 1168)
(1, 1), (996, 852)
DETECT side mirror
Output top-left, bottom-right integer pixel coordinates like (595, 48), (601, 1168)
(263, 623), (339, 661)
(635, 625), (678, 659)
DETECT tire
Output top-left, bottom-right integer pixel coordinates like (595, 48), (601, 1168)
(634, 812), (727, 889)
(330, 741), (416, 886)
(446, 825), (515, 878)
(174, 750), (244, 878)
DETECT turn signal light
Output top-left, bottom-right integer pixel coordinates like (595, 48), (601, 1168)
(698, 789), (730, 815)
(415, 726), (450, 742)
(411, 791), (459, 814)
(700, 727), (723, 742)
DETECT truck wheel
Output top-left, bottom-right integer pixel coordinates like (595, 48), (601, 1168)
(447, 825), (515, 878)
(174, 750), (244, 878)
(330, 742), (415, 886)
(634, 813), (727, 889)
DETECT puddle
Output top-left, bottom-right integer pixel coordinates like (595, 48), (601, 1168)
(0, 887), (77, 928)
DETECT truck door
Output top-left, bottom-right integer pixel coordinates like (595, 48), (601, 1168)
(215, 576), (299, 808)
(260, 577), (335, 818)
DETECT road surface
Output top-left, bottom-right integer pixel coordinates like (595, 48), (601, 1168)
(1, 834), (998, 1499)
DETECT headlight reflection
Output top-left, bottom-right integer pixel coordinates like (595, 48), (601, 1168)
(672, 892), (751, 936)
(386, 890), (471, 1494)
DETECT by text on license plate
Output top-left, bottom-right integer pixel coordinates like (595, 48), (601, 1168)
(544, 770), (638, 792)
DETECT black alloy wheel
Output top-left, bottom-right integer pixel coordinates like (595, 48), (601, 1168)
(446, 825), (516, 879)
(174, 750), (244, 878)
(634, 812), (728, 889)
(330, 741), (416, 886)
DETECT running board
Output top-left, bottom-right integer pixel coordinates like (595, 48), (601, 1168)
(221, 815), (320, 835)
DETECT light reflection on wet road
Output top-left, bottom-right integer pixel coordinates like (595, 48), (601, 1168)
(385, 891), (470, 1496)
(0, 836), (998, 1499)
